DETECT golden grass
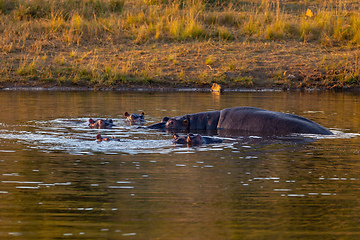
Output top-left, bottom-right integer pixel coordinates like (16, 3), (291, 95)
(2, 0), (360, 48)
(0, 0), (360, 89)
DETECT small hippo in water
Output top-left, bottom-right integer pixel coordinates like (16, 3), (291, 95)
(147, 107), (333, 136)
(88, 118), (114, 129)
(96, 134), (121, 142)
(124, 112), (145, 125)
(173, 133), (222, 146)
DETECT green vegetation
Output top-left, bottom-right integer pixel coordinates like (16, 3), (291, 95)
(1, 0), (360, 89)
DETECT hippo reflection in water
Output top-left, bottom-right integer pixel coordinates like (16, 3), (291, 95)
(88, 118), (115, 129)
(147, 107), (333, 136)
(173, 133), (223, 145)
(124, 111), (145, 125)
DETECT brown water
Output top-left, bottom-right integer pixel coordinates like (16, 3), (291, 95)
(0, 91), (359, 239)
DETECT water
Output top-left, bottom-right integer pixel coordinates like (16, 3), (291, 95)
(0, 91), (359, 239)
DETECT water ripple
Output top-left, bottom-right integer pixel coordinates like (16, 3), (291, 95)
(0, 117), (358, 156)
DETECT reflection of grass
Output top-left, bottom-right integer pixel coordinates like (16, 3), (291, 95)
(2, 0), (360, 89)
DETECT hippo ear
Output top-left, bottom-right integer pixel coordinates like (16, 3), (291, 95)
(162, 117), (170, 122)
(182, 119), (189, 127)
(173, 133), (179, 139)
(89, 118), (94, 123)
(124, 112), (130, 117)
(96, 134), (101, 140)
(141, 112), (145, 116)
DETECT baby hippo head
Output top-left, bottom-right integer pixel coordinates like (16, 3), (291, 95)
(89, 118), (107, 129)
(173, 133), (204, 146)
(98, 119), (106, 128)
(96, 134), (110, 142)
(186, 134), (204, 145)
(173, 134), (187, 144)
(166, 117), (189, 130)
(124, 112), (145, 124)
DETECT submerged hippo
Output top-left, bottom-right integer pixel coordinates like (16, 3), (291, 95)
(173, 133), (223, 145)
(145, 117), (170, 129)
(124, 111), (145, 125)
(88, 118), (114, 129)
(147, 107), (333, 135)
(96, 134), (121, 142)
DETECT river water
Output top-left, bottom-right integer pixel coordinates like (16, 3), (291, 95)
(0, 90), (359, 239)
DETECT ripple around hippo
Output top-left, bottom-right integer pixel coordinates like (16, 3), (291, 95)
(0, 114), (358, 156)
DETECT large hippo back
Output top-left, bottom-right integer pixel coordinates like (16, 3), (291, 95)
(217, 107), (333, 135)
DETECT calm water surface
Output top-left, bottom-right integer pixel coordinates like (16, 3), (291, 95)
(0, 91), (359, 239)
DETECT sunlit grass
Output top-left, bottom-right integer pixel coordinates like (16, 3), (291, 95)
(205, 56), (214, 66)
(234, 76), (254, 87)
(2, 0), (360, 46)
(17, 57), (38, 76)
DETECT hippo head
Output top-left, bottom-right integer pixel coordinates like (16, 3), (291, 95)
(186, 134), (204, 145)
(96, 134), (110, 142)
(89, 118), (113, 129)
(124, 112), (145, 124)
(165, 117), (189, 130)
(173, 133), (204, 145)
(98, 119), (106, 129)
(96, 134), (102, 141)
(89, 118), (101, 128)
(172, 134), (187, 144)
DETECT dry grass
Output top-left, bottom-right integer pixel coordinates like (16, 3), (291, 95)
(1, 0), (360, 89)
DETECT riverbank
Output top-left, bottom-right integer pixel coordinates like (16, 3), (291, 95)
(1, 0), (360, 91)
(1, 40), (360, 91)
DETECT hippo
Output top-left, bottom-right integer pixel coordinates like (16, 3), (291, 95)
(124, 111), (145, 125)
(88, 118), (114, 129)
(173, 133), (223, 145)
(147, 107), (333, 136)
(145, 117), (170, 129)
(96, 134), (121, 142)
